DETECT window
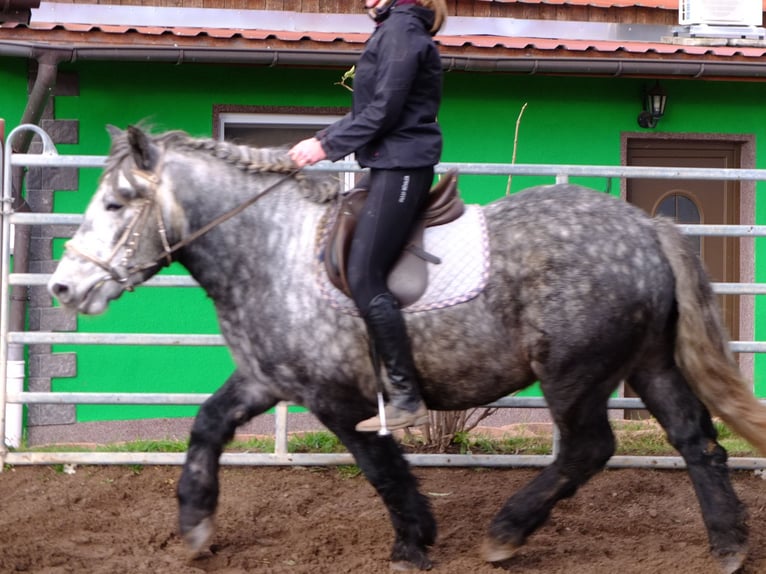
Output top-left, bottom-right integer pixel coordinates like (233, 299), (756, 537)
(655, 192), (702, 254)
(213, 105), (356, 190)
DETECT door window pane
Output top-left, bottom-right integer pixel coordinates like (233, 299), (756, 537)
(656, 193), (701, 254)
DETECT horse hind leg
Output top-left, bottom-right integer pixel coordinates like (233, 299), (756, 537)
(628, 361), (748, 574)
(177, 369), (278, 554)
(482, 367), (618, 563)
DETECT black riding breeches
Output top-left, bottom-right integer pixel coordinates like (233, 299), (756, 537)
(347, 167), (434, 315)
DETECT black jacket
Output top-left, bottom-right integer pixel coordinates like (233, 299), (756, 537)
(317, 4), (443, 169)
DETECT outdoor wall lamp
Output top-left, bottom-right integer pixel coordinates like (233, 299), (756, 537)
(637, 81), (667, 129)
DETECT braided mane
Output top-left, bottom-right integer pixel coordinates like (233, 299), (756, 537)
(107, 129), (341, 204)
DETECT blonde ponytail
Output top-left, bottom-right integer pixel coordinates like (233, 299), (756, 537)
(418, 0), (447, 34)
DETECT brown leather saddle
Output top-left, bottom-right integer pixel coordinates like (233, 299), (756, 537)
(324, 169), (464, 307)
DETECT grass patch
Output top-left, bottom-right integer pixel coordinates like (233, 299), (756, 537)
(14, 419), (760, 459)
(713, 421), (756, 457)
(614, 421), (677, 456)
(228, 436), (276, 453)
(435, 431), (552, 456)
(613, 419), (757, 457)
(403, 419), (760, 458)
(287, 431), (346, 454)
(18, 433), (342, 455)
(105, 439), (188, 453)
(337, 465), (363, 479)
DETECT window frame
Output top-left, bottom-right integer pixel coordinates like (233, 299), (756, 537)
(213, 104), (355, 189)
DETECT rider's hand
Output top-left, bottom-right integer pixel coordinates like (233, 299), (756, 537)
(288, 138), (327, 167)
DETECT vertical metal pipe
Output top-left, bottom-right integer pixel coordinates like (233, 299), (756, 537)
(4, 52), (63, 453)
(4, 360), (24, 448)
(0, 130), (11, 462)
(274, 401), (289, 456)
(12, 51), (62, 154)
(1, 124), (59, 461)
(552, 424), (561, 458)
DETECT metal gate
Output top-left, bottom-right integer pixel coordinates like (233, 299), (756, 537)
(3, 123), (766, 470)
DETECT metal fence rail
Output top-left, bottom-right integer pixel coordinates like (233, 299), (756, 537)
(3, 123), (766, 469)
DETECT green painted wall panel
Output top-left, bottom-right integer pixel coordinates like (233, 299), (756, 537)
(0, 58), (32, 135)
(4, 59), (766, 419)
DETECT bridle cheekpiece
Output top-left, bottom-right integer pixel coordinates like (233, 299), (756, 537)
(64, 162), (173, 292)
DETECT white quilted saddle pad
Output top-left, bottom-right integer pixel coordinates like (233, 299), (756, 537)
(316, 204), (490, 315)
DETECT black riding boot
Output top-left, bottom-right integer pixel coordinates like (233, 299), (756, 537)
(355, 292), (429, 432)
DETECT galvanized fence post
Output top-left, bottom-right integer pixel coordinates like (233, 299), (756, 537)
(3, 124), (766, 469)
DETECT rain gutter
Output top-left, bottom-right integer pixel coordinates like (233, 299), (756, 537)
(2, 43), (766, 79)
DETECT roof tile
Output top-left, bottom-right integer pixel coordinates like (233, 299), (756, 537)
(4, 20), (766, 60)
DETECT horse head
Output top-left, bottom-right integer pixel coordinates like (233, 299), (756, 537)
(48, 125), (185, 314)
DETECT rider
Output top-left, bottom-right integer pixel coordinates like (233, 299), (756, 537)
(289, 0), (446, 432)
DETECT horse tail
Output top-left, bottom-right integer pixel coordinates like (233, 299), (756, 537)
(653, 217), (766, 455)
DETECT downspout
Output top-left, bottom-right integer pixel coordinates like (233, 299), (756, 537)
(5, 49), (65, 447)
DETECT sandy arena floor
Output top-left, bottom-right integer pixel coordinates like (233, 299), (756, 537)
(1, 463), (765, 573)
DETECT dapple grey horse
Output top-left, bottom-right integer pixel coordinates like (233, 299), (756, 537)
(48, 126), (766, 573)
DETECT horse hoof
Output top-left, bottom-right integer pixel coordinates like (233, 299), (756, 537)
(391, 559), (432, 571)
(716, 549), (747, 574)
(481, 536), (519, 563)
(182, 516), (215, 555)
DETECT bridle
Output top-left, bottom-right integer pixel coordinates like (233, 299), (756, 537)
(64, 158), (300, 291)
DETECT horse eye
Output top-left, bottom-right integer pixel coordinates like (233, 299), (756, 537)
(104, 200), (124, 212)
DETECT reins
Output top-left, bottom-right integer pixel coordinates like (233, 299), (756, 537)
(163, 168), (301, 257)
(65, 163), (302, 287)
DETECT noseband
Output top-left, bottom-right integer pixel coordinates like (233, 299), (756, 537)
(64, 166), (173, 291)
(64, 160), (300, 290)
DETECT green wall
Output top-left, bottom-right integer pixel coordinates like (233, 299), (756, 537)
(3, 59), (766, 420)
(0, 58), (30, 139)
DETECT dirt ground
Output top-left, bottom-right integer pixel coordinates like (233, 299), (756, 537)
(1, 464), (766, 574)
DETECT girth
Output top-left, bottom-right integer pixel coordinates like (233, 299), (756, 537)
(324, 169), (464, 307)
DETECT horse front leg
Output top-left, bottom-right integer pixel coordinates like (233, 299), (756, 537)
(177, 369), (278, 553)
(318, 412), (436, 571)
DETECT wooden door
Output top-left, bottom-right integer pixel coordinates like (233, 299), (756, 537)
(624, 139), (741, 418)
(627, 140), (740, 336)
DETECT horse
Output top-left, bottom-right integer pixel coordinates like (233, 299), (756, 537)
(48, 125), (766, 573)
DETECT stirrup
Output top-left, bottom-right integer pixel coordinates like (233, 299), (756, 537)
(355, 403), (429, 433)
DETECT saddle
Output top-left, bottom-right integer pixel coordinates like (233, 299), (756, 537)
(324, 169), (464, 307)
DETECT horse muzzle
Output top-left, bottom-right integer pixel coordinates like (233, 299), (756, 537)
(48, 256), (128, 315)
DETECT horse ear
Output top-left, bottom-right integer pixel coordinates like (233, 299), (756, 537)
(126, 125), (160, 171)
(106, 124), (123, 141)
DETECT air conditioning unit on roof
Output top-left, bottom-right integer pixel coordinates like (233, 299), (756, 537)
(679, 0), (763, 26)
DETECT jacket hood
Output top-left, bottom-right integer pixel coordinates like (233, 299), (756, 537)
(395, 4), (437, 35)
